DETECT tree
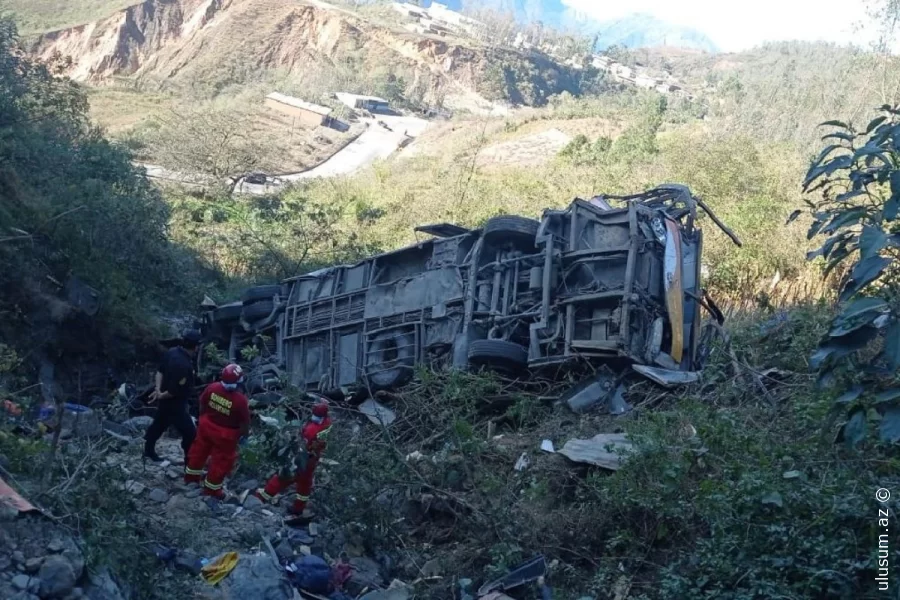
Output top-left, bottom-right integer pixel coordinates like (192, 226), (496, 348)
(148, 105), (278, 194)
(799, 106), (900, 447)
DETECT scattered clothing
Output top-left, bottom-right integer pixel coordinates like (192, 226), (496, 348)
(201, 552), (240, 585)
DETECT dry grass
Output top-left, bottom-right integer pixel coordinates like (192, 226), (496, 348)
(2, 0), (139, 34)
(87, 86), (175, 135)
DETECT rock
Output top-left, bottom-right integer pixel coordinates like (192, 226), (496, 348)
(38, 555), (77, 598)
(238, 479), (259, 491)
(122, 417), (153, 432)
(184, 488), (203, 499)
(287, 530), (313, 546)
(82, 568), (126, 600)
(24, 558), (42, 573)
(123, 481), (145, 496)
(148, 488), (169, 504)
(174, 554), (203, 576)
(221, 554), (292, 599)
(308, 522), (319, 536)
(47, 539), (66, 553)
(12, 551), (25, 564)
(359, 584), (411, 600)
(274, 540), (293, 561)
(243, 495), (264, 511)
(0, 503), (19, 522)
(12, 574), (31, 590)
(0, 555), (12, 570)
(165, 468), (181, 480)
(420, 558), (441, 577)
(347, 557), (385, 595)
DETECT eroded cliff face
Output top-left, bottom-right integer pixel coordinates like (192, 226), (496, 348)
(29, 0), (584, 106)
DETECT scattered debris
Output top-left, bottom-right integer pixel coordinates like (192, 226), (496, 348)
(562, 368), (617, 414)
(359, 399), (396, 426)
(557, 434), (634, 471)
(513, 452), (530, 472)
(405, 451), (425, 462)
(0, 475), (37, 514)
(478, 555), (547, 596)
(632, 365), (700, 388)
(285, 555), (332, 594)
(359, 581), (411, 600)
(244, 494), (264, 511)
(608, 384), (631, 416)
(122, 416), (154, 432)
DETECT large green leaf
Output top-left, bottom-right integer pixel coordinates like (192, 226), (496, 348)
(807, 232), (852, 261)
(885, 320), (900, 371)
(807, 219), (826, 240)
(840, 256), (893, 302)
(866, 115), (888, 134)
(820, 120), (850, 129)
(879, 406), (900, 442)
(885, 196), (900, 221)
(834, 384), (863, 405)
(840, 409), (868, 449)
(811, 326), (879, 369)
(822, 132), (855, 143)
(835, 189), (866, 203)
(859, 225), (889, 259)
(840, 297), (890, 320)
(875, 388), (900, 404)
(822, 207), (867, 235)
(852, 145), (891, 163)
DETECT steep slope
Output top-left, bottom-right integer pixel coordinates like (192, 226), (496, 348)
(29, 0), (593, 106)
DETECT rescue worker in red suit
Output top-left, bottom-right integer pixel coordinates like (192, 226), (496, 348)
(255, 398), (332, 516)
(184, 364), (250, 499)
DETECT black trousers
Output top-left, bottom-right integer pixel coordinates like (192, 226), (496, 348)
(144, 400), (196, 457)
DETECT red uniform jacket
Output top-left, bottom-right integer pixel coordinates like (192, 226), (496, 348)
(301, 417), (332, 463)
(199, 382), (250, 431)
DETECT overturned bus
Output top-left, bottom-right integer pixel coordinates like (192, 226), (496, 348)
(201, 184), (737, 392)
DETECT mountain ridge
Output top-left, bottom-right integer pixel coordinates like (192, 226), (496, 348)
(414, 0), (719, 52)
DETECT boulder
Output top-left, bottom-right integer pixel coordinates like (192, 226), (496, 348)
(38, 555), (77, 598)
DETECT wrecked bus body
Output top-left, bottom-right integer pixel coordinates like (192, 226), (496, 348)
(202, 184), (737, 393)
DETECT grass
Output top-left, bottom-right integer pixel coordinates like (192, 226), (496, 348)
(1, 0), (140, 35)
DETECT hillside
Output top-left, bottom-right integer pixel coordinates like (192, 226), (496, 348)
(27, 0), (598, 107)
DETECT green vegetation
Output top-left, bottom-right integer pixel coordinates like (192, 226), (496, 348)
(0, 0), (138, 35)
(0, 17), (215, 370)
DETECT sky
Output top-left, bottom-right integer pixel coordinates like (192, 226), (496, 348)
(561, 0), (876, 52)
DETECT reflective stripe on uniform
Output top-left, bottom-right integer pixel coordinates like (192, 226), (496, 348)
(292, 493), (310, 502)
(184, 466), (204, 476)
(203, 479), (223, 490)
(316, 426), (332, 439)
(258, 489), (273, 501)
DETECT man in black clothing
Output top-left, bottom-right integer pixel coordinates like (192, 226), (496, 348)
(143, 330), (202, 463)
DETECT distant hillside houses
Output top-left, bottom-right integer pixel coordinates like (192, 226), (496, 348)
(392, 1), (487, 40)
(591, 53), (693, 100)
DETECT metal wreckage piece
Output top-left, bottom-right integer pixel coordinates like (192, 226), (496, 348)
(200, 184), (740, 409)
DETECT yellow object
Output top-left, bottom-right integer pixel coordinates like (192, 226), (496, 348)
(200, 552), (239, 585)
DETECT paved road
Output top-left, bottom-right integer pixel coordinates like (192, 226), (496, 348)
(140, 113), (430, 194)
(239, 114), (430, 194)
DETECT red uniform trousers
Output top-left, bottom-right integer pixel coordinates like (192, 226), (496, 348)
(259, 456), (319, 512)
(184, 416), (241, 498)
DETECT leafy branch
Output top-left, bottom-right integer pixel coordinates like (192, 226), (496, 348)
(800, 105), (900, 447)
